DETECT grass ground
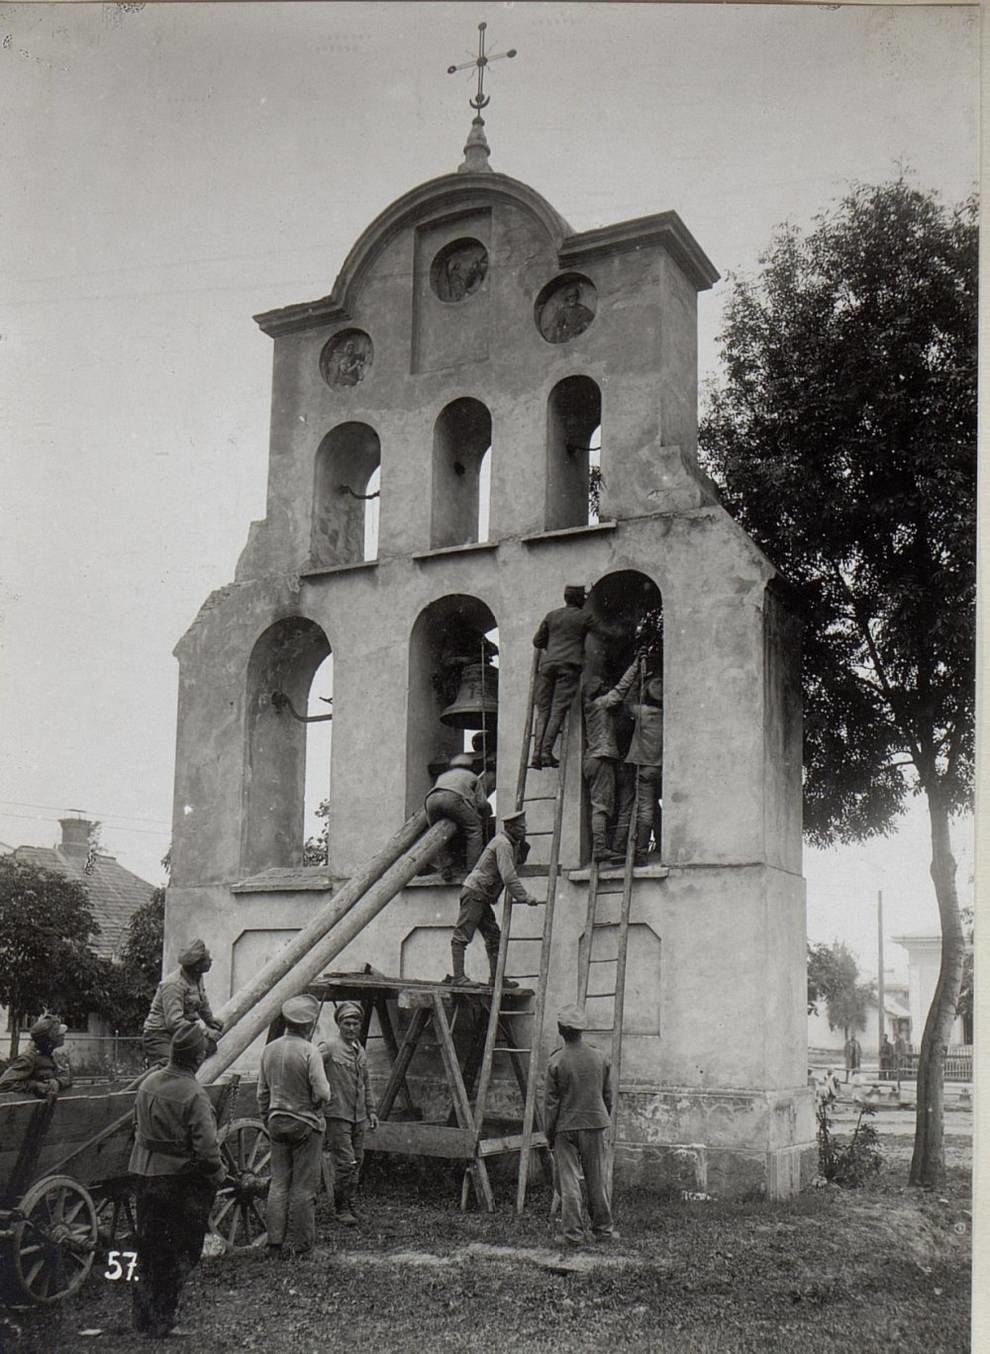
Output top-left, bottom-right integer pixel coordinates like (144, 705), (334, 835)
(3, 1129), (971, 1354)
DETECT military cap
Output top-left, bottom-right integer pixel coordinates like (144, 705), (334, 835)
(501, 810), (527, 827)
(29, 1014), (67, 1042)
(335, 1001), (363, 1024)
(171, 1021), (206, 1055)
(450, 752), (478, 769)
(281, 995), (320, 1027)
(557, 1004), (588, 1031)
(178, 938), (210, 967)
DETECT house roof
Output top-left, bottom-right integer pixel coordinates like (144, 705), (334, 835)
(12, 844), (156, 963)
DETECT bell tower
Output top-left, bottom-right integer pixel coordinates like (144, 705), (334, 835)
(167, 67), (814, 1198)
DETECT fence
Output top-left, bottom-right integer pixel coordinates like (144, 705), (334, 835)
(893, 1048), (973, 1083)
(1, 1033), (144, 1081)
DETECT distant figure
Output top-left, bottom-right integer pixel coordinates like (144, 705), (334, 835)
(532, 585), (594, 769)
(879, 1034), (893, 1080)
(843, 1033), (862, 1083)
(893, 1031), (909, 1079)
(424, 751), (492, 880)
(0, 1014), (71, 1100)
(544, 1004), (617, 1247)
(143, 939), (223, 1066)
(321, 1002), (379, 1227)
(129, 1022), (225, 1338)
(258, 995), (331, 1257)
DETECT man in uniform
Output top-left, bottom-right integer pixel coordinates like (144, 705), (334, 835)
(582, 678), (625, 864)
(0, 1014), (72, 1099)
(321, 1002), (379, 1226)
(531, 585), (594, 769)
(142, 938), (223, 1066)
(448, 809), (540, 988)
(844, 1032), (862, 1083)
(603, 662), (663, 864)
(424, 751), (493, 880)
(129, 1021), (226, 1338)
(258, 994), (332, 1257)
(544, 1004), (617, 1247)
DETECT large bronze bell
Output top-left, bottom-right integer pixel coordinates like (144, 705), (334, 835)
(440, 660), (499, 729)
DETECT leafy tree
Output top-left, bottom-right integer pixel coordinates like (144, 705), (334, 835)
(103, 888), (167, 1034)
(807, 941), (874, 1037)
(303, 799), (331, 867)
(701, 179), (976, 1186)
(0, 857), (105, 1054)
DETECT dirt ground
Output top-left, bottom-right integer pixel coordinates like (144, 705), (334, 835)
(3, 1124), (972, 1354)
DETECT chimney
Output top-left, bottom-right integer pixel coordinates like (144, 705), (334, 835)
(59, 817), (93, 860)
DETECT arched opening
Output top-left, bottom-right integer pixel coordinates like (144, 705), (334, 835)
(312, 422), (381, 567)
(406, 594), (499, 819)
(584, 570), (664, 864)
(242, 617), (332, 874)
(431, 399), (492, 548)
(478, 445), (492, 541)
(302, 652), (334, 865)
(546, 376), (602, 531)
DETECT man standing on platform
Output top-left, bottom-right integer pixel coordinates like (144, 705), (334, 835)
(321, 1002), (378, 1226)
(545, 1004), (617, 1247)
(531, 585), (593, 769)
(603, 663), (664, 864)
(142, 938), (224, 1066)
(448, 809), (540, 988)
(258, 994), (332, 1257)
(129, 1021), (226, 1338)
(424, 751), (493, 880)
(581, 678), (625, 864)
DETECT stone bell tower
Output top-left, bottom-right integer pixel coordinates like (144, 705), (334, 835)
(166, 88), (814, 1197)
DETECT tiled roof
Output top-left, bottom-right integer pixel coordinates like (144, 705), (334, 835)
(12, 845), (156, 962)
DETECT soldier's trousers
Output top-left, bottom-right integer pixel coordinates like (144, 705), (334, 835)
(533, 662), (581, 759)
(266, 1116), (323, 1252)
(553, 1129), (614, 1243)
(132, 1174), (217, 1337)
(325, 1118), (366, 1211)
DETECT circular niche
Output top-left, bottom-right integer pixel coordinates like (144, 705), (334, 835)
(430, 238), (489, 304)
(536, 273), (597, 344)
(320, 329), (373, 389)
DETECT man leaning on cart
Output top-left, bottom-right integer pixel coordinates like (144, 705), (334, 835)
(0, 1014), (72, 1099)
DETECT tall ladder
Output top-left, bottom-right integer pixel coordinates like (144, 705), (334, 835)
(469, 650), (573, 1213)
(576, 660), (644, 1186)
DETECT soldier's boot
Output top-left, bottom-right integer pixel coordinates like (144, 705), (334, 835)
(448, 940), (472, 987)
(592, 832), (623, 864)
(489, 947), (519, 989)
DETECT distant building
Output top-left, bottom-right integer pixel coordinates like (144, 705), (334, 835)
(807, 970), (911, 1062)
(2, 816), (156, 1070)
(893, 934), (968, 1048)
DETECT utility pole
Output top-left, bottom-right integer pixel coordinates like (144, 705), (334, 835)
(877, 890), (885, 1073)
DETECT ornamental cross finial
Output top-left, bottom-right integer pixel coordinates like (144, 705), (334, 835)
(447, 21), (516, 114)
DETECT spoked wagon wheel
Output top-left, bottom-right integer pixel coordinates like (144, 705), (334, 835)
(209, 1118), (271, 1251)
(8, 1175), (98, 1306)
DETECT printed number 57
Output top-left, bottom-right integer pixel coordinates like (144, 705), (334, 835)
(105, 1250), (138, 1281)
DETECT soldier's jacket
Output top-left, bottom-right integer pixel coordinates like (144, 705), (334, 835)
(545, 1041), (613, 1140)
(128, 1064), (224, 1181)
(143, 966), (216, 1037)
(0, 1043), (72, 1097)
(320, 1033), (377, 1124)
(532, 605), (594, 668)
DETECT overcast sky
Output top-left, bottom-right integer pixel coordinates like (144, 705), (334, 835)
(0, 2), (978, 980)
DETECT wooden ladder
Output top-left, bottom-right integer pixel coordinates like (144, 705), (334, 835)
(468, 651), (573, 1212)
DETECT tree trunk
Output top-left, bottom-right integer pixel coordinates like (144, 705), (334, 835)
(909, 788), (965, 1187)
(9, 1014), (21, 1058)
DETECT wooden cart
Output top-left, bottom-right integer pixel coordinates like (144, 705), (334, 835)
(0, 1078), (271, 1307)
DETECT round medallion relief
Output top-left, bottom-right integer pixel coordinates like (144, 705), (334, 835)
(536, 274), (597, 344)
(320, 329), (373, 389)
(430, 238), (489, 303)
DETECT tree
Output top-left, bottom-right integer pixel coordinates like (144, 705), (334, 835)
(700, 179), (976, 1186)
(807, 941), (874, 1037)
(0, 856), (105, 1054)
(303, 799), (331, 867)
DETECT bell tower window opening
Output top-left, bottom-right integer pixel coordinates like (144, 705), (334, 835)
(406, 595), (499, 818)
(431, 398), (492, 548)
(242, 617), (332, 875)
(546, 376), (602, 531)
(303, 652), (334, 866)
(312, 422), (381, 567)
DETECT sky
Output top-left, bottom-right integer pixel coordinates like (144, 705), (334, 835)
(0, 1), (978, 982)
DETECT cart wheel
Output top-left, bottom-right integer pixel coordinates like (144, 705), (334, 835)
(94, 1181), (138, 1252)
(209, 1118), (271, 1251)
(8, 1175), (98, 1306)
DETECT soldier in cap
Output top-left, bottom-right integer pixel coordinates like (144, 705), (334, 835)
(0, 1014), (72, 1099)
(142, 938), (224, 1066)
(424, 750), (493, 880)
(258, 994), (332, 1256)
(531, 585), (595, 769)
(129, 1021), (226, 1338)
(544, 1004), (617, 1246)
(448, 810), (540, 988)
(602, 663), (664, 864)
(320, 1001), (379, 1226)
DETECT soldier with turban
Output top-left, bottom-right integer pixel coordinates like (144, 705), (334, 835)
(142, 939), (223, 1066)
(320, 1001), (378, 1226)
(0, 1014), (72, 1099)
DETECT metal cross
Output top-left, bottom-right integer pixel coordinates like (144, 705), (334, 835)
(447, 22), (516, 113)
